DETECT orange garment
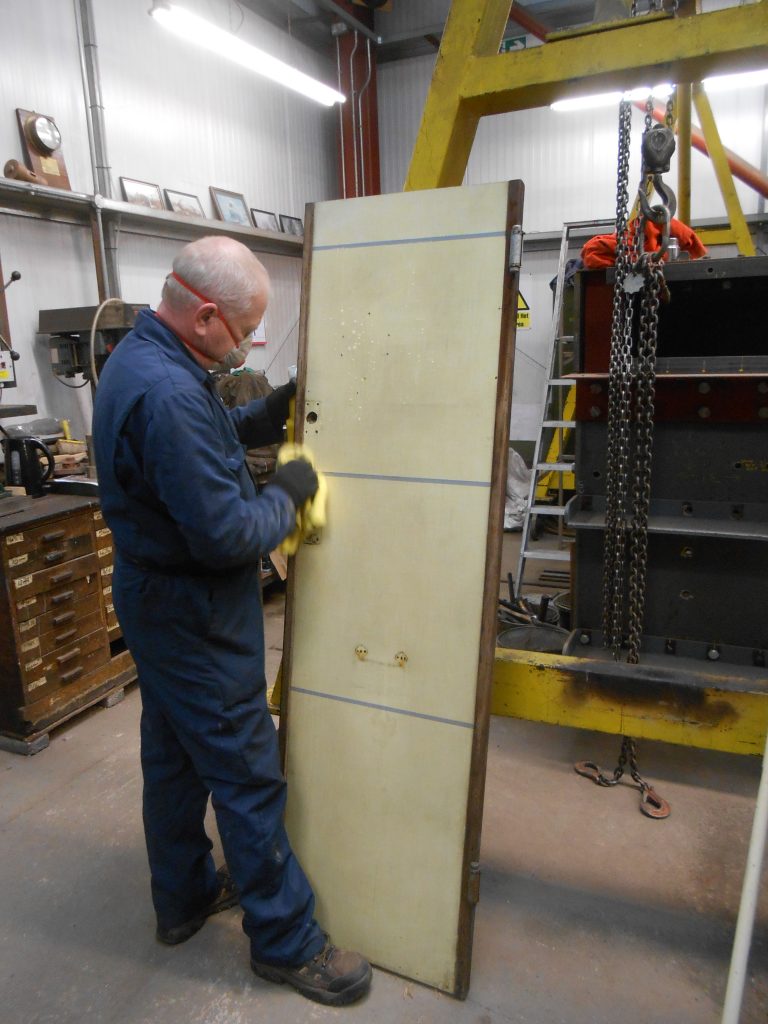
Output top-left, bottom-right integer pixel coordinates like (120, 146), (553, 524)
(581, 218), (707, 269)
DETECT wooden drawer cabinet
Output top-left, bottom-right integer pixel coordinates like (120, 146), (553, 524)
(0, 494), (136, 747)
(91, 510), (120, 637)
(16, 589), (102, 638)
(11, 552), (100, 601)
(3, 513), (94, 578)
(22, 628), (110, 702)
(14, 571), (100, 622)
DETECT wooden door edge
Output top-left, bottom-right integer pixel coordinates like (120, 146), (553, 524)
(454, 178), (525, 999)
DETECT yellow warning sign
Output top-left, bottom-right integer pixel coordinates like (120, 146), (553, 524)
(516, 292), (530, 329)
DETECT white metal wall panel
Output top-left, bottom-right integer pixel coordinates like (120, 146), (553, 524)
(378, 54), (439, 194)
(0, 0), (94, 193)
(0, 216), (98, 438)
(95, 0), (338, 219)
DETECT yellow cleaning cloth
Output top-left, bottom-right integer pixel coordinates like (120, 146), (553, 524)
(277, 442), (327, 556)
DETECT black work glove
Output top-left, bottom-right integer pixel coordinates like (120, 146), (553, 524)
(269, 458), (318, 510)
(265, 380), (297, 430)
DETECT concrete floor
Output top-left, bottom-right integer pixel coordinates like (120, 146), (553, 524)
(2, 582), (767, 1024)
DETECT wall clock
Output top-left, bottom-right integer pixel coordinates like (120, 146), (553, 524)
(16, 108), (71, 190)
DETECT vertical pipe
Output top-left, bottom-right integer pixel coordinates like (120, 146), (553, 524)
(73, 0), (99, 196)
(335, 34), (347, 199)
(74, 0), (120, 298)
(89, 211), (108, 303)
(357, 39), (373, 197)
(677, 83), (692, 225)
(75, 0), (112, 198)
(348, 31), (360, 198)
(721, 726), (768, 1024)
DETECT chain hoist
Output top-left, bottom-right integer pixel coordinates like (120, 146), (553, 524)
(577, 87), (678, 819)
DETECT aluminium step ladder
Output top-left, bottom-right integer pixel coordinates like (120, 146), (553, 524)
(514, 219), (613, 598)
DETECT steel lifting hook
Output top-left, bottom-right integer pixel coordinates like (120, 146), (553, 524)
(639, 786), (671, 820)
(574, 760), (617, 787)
(639, 177), (677, 224)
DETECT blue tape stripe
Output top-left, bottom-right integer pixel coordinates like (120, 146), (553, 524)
(324, 470), (490, 488)
(313, 230), (506, 252)
(291, 686), (474, 730)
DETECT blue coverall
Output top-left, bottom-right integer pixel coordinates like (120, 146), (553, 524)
(93, 309), (324, 966)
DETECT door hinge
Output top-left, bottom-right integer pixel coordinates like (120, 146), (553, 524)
(467, 860), (481, 905)
(509, 224), (523, 271)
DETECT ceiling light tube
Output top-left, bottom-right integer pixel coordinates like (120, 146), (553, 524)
(702, 68), (768, 94)
(551, 70), (768, 112)
(149, 2), (346, 106)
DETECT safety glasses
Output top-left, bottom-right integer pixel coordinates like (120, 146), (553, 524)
(169, 271), (254, 346)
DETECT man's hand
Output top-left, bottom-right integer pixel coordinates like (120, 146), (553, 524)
(269, 458), (318, 510)
(265, 380), (297, 430)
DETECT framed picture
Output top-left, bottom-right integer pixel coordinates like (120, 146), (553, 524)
(120, 177), (163, 211)
(164, 189), (204, 218)
(251, 208), (280, 232)
(279, 214), (304, 237)
(210, 187), (251, 227)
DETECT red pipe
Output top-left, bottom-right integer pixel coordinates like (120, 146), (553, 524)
(509, 2), (549, 43)
(336, 1), (381, 199)
(642, 102), (768, 200)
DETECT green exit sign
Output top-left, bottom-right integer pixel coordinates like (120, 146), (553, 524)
(500, 35), (527, 52)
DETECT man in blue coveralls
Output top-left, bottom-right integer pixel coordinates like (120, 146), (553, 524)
(93, 235), (372, 1007)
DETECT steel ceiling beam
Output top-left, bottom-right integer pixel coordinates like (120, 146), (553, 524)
(405, 1), (768, 191)
(312, 0), (382, 43)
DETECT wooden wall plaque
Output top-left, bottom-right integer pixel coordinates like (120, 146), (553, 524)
(16, 108), (71, 190)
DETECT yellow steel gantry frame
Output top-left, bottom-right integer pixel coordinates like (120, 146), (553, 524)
(690, 85), (757, 255)
(405, 2), (768, 191)
(404, 0), (768, 754)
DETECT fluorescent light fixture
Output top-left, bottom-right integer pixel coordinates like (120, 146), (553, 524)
(624, 83), (674, 101)
(551, 83), (672, 112)
(551, 92), (624, 112)
(551, 69), (768, 112)
(149, 2), (346, 107)
(702, 68), (768, 94)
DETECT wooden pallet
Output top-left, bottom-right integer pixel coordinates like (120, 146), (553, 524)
(0, 650), (137, 755)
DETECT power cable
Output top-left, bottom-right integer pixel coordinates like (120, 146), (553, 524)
(264, 316), (300, 377)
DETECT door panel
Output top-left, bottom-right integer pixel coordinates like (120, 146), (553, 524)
(283, 181), (523, 996)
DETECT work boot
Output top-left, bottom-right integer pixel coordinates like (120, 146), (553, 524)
(251, 937), (372, 1006)
(155, 865), (239, 945)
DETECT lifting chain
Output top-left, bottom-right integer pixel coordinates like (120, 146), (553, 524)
(602, 91), (675, 666)
(577, 89), (678, 820)
(575, 738), (671, 819)
(601, 100), (636, 657)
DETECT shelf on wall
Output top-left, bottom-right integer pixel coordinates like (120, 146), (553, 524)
(0, 180), (303, 258)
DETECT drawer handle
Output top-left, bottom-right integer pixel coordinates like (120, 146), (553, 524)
(54, 628), (77, 644)
(51, 589), (75, 606)
(41, 530), (66, 544)
(56, 647), (81, 665)
(44, 549), (67, 564)
(60, 666), (83, 684)
(50, 569), (74, 585)
(52, 610), (76, 626)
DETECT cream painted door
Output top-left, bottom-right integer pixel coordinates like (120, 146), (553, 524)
(282, 181), (524, 997)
